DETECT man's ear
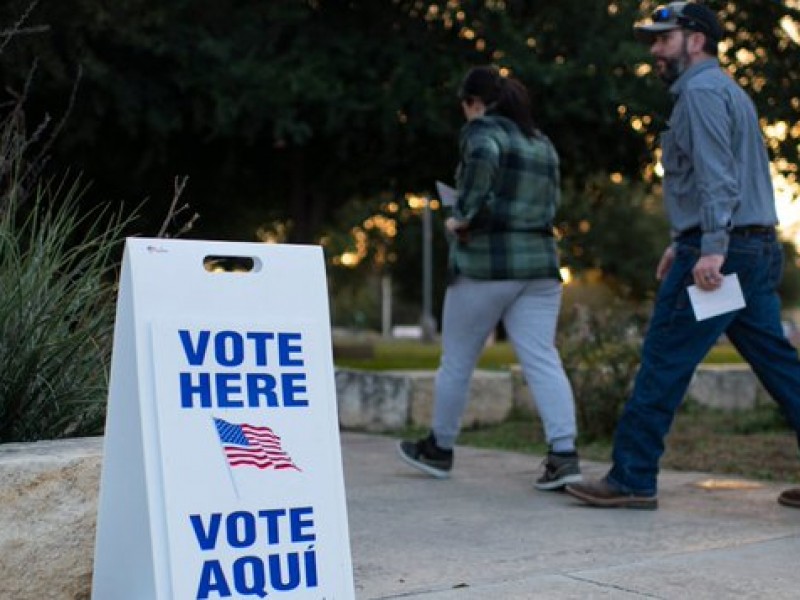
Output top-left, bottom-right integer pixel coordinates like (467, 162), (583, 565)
(687, 31), (706, 54)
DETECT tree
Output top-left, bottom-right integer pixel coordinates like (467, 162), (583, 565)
(0, 1), (476, 240)
(0, 1), (664, 238)
(1, 0), (799, 309)
(557, 174), (670, 300)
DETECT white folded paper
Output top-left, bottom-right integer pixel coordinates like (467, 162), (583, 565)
(435, 181), (457, 207)
(687, 273), (746, 321)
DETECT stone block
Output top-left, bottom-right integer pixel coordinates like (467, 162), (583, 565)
(335, 368), (514, 432)
(0, 437), (101, 600)
(335, 368), (410, 431)
(404, 369), (514, 429)
(687, 364), (767, 410)
(513, 363), (768, 414)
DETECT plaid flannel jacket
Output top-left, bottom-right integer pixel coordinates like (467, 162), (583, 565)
(450, 114), (562, 281)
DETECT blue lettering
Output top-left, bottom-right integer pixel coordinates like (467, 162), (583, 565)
(246, 332), (275, 366)
(289, 506), (315, 543)
(233, 556), (268, 598)
(304, 546), (318, 588)
(257, 509), (286, 545)
(193, 509), (319, 597)
(278, 333), (303, 367)
(180, 372), (309, 409)
(180, 329), (308, 371)
(227, 511), (257, 548)
(281, 373), (308, 407)
(216, 373), (244, 408)
(246, 373), (278, 407)
(180, 372), (212, 408)
(190, 513), (222, 550)
(180, 330), (210, 366)
(215, 331), (244, 367)
(197, 560), (231, 599)
(268, 552), (301, 591)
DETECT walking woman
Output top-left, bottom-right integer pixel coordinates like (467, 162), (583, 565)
(397, 66), (581, 490)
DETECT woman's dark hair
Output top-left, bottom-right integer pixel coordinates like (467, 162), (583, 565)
(458, 65), (538, 137)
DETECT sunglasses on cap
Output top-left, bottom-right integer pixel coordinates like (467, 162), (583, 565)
(651, 4), (713, 36)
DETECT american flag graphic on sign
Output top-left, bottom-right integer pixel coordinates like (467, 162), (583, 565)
(214, 418), (301, 471)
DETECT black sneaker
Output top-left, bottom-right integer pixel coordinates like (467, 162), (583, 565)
(534, 451), (582, 490)
(396, 433), (453, 479)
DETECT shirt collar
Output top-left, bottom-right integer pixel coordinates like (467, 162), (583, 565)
(669, 58), (719, 98)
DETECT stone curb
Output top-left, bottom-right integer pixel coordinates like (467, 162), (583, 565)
(335, 364), (768, 431)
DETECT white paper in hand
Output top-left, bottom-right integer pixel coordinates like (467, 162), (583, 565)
(435, 181), (457, 207)
(687, 273), (746, 321)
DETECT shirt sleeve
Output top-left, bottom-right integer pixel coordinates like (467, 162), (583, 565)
(455, 122), (500, 224)
(684, 88), (738, 256)
(549, 140), (561, 210)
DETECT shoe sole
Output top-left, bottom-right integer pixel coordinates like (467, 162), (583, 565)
(534, 473), (583, 491)
(565, 485), (658, 510)
(778, 496), (800, 508)
(395, 441), (451, 479)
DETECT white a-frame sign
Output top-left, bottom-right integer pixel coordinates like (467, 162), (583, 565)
(93, 238), (354, 599)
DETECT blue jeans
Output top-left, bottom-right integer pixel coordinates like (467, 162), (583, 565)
(608, 230), (800, 495)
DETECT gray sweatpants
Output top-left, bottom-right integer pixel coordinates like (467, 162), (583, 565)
(432, 276), (577, 452)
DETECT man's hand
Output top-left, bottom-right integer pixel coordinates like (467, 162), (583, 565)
(656, 246), (675, 280)
(692, 254), (725, 290)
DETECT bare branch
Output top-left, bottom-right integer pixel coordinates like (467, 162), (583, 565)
(157, 175), (199, 238)
(18, 64), (82, 191)
(0, 59), (82, 210)
(0, 1), (44, 55)
(0, 25), (49, 37)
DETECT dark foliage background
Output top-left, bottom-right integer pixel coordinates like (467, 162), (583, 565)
(1, 0), (799, 316)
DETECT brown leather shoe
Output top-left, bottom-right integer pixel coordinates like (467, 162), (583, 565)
(778, 488), (800, 508)
(566, 477), (658, 510)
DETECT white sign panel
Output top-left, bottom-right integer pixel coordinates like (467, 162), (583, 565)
(93, 238), (354, 599)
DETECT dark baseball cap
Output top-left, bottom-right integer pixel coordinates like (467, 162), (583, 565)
(634, 2), (724, 43)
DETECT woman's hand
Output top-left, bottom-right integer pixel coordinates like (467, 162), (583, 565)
(445, 217), (470, 243)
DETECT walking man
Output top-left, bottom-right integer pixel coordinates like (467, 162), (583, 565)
(566, 1), (800, 509)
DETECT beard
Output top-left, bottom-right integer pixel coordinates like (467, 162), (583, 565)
(655, 38), (691, 85)
(656, 56), (684, 84)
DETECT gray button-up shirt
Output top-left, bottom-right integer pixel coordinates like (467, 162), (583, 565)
(662, 58), (777, 255)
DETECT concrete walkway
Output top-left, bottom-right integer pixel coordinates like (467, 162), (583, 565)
(342, 432), (800, 599)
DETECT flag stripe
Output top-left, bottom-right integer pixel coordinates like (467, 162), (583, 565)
(214, 418), (301, 472)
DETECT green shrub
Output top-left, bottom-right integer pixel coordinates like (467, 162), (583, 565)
(0, 185), (132, 442)
(0, 29), (134, 441)
(558, 303), (646, 443)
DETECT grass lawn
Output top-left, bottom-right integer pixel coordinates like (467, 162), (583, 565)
(660, 402), (799, 483)
(334, 339), (744, 370)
